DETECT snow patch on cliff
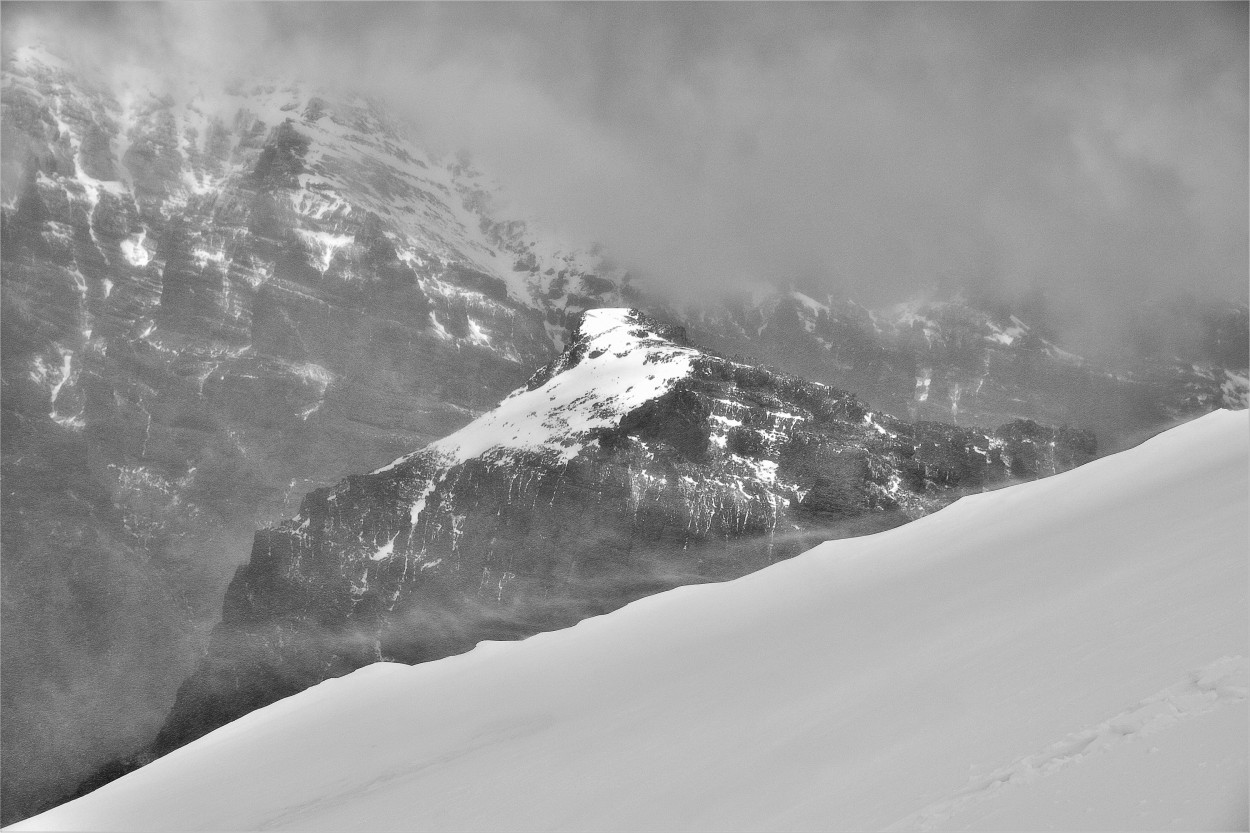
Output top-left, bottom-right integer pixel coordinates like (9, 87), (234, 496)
(120, 231), (151, 267)
(295, 229), (355, 272)
(986, 315), (1028, 346)
(369, 534), (398, 562)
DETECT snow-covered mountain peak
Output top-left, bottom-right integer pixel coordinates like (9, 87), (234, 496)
(377, 308), (699, 471)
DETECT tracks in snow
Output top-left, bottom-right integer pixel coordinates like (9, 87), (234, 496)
(887, 655), (1248, 832)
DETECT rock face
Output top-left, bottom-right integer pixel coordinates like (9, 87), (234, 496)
(142, 308), (1096, 768)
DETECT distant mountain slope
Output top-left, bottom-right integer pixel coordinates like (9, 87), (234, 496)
(683, 289), (1248, 447)
(99, 307), (1095, 787)
(15, 408), (1245, 833)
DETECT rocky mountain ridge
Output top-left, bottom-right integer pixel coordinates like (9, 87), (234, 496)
(682, 288), (1248, 448)
(109, 308), (1097, 787)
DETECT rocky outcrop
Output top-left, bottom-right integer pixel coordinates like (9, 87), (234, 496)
(139, 309), (1095, 768)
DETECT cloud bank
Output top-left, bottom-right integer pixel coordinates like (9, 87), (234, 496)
(4, 2), (1247, 347)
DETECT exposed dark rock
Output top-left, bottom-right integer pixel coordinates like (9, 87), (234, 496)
(252, 120), (310, 191)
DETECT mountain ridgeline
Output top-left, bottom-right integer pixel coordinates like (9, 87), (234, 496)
(80, 309), (1097, 789)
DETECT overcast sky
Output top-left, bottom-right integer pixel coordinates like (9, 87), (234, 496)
(4, 2), (1247, 344)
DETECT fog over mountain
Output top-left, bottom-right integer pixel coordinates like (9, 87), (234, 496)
(1, 2), (1246, 828)
(5, 1), (1247, 354)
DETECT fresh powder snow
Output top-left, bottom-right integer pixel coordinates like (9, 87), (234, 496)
(12, 409), (1247, 832)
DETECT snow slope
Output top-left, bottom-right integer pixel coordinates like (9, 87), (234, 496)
(12, 409), (1247, 832)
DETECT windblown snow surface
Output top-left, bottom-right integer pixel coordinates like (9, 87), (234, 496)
(13, 410), (1248, 832)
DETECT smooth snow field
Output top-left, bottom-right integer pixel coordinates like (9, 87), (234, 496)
(13, 410), (1248, 832)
